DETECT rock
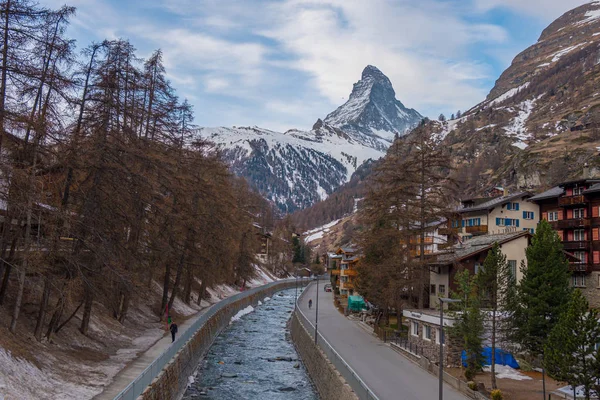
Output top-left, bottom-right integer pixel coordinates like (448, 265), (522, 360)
(221, 373), (238, 378)
(293, 363), (300, 369)
(233, 361), (242, 365)
(218, 361), (224, 365)
(278, 387), (297, 392)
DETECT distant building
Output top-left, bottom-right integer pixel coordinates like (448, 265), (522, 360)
(335, 247), (359, 297)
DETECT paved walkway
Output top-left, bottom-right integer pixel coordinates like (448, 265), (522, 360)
(298, 283), (467, 400)
(94, 305), (211, 400)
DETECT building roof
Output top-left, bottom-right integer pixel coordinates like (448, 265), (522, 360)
(338, 247), (357, 253)
(430, 231), (530, 265)
(528, 186), (564, 201)
(457, 192), (532, 214)
(584, 182), (600, 194)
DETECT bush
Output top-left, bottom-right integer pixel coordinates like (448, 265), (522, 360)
(490, 389), (503, 400)
(467, 381), (478, 391)
(465, 367), (477, 381)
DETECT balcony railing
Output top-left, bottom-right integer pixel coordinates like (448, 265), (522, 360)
(341, 269), (357, 277)
(569, 262), (591, 273)
(551, 218), (590, 229)
(558, 195), (586, 206)
(438, 227), (458, 236)
(330, 269), (340, 276)
(341, 281), (354, 289)
(465, 225), (488, 235)
(562, 241), (590, 251)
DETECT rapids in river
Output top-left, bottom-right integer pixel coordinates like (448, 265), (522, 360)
(183, 288), (318, 400)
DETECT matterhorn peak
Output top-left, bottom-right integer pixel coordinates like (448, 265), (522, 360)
(322, 65), (422, 150)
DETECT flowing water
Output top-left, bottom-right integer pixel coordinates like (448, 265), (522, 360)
(183, 288), (318, 400)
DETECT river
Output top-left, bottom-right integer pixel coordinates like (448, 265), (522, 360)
(183, 288), (318, 400)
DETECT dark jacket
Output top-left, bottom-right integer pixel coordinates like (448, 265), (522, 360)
(170, 324), (178, 334)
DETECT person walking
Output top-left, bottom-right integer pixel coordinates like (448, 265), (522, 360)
(308, 299), (313, 309)
(170, 322), (178, 343)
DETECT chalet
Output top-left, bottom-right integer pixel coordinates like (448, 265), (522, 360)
(335, 247), (359, 297)
(529, 178), (600, 306)
(429, 231), (531, 308)
(325, 252), (342, 289)
(452, 192), (538, 237)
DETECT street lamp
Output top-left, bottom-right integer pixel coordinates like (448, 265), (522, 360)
(438, 297), (462, 400)
(315, 273), (319, 344)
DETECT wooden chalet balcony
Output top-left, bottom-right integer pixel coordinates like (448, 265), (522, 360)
(562, 241), (590, 251)
(465, 225), (488, 235)
(592, 217), (600, 227)
(558, 195), (586, 206)
(438, 227), (457, 236)
(330, 269), (340, 276)
(569, 262), (591, 273)
(551, 218), (590, 229)
(341, 269), (358, 277)
(342, 281), (354, 289)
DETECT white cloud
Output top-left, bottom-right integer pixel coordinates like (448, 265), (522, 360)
(260, 0), (504, 115)
(473, 0), (591, 20)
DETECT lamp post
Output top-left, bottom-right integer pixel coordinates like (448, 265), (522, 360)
(294, 271), (298, 310)
(438, 297), (462, 400)
(315, 273), (319, 344)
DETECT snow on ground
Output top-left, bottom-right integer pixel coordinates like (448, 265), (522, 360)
(303, 218), (342, 244)
(432, 116), (468, 142)
(230, 305), (255, 324)
(488, 82), (530, 107)
(504, 97), (539, 149)
(263, 296), (271, 302)
(579, 7), (600, 25)
(475, 124), (497, 132)
(483, 364), (532, 381)
(248, 265), (277, 288)
(550, 43), (587, 63)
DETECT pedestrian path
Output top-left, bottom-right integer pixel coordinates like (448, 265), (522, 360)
(93, 305), (211, 400)
(298, 283), (467, 400)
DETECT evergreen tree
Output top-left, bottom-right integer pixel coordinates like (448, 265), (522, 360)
(438, 113), (446, 122)
(508, 219), (571, 394)
(545, 290), (600, 400)
(448, 269), (485, 380)
(476, 243), (514, 389)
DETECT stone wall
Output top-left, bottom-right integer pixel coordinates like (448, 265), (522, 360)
(290, 313), (358, 400)
(139, 281), (296, 400)
(578, 271), (600, 308)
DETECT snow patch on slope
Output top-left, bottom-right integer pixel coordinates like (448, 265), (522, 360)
(488, 82), (530, 106)
(550, 43), (587, 62)
(504, 97), (539, 149)
(304, 219), (342, 243)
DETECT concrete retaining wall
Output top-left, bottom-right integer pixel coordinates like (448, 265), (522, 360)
(290, 312), (358, 400)
(139, 281), (296, 400)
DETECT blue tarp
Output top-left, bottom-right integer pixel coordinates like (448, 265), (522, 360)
(461, 347), (520, 369)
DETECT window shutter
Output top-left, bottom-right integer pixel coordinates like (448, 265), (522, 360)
(567, 188), (573, 196)
(557, 230), (563, 240)
(523, 211), (527, 219)
(594, 228), (599, 241)
(516, 219), (520, 227)
(558, 210), (563, 220)
(584, 208), (588, 218)
(594, 251), (600, 264)
(594, 207), (600, 218)
(568, 231), (574, 241)
(515, 203), (520, 211)
(542, 212), (548, 220)
(477, 218), (481, 226)
(462, 220), (465, 227)
(567, 209), (573, 219)
(507, 203), (512, 210)
(496, 217), (501, 225)
(531, 212), (535, 220)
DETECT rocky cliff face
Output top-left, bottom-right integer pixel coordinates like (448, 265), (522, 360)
(421, 1), (600, 195)
(200, 66), (421, 212)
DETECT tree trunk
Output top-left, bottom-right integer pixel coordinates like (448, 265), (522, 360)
(34, 276), (51, 341)
(160, 260), (171, 318)
(0, 236), (16, 305)
(183, 263), (192, 305)
(80, 285), (93, 335)
(197, 279), (207, 306)
(167, 251), (185, 311)
(0, 0), (11, 154)
(9, 268), (25, 333)
(118, 291), (130, 324)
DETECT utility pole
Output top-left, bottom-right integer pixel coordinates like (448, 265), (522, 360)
(315, 274), (319, 344)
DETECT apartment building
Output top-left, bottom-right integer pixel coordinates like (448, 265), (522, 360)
(335, 247), (359, 297)
(452, 192), (539, 237)
(529, 178), (600, 306)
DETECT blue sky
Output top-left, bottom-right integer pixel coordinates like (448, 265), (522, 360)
(42, 0), (591, 131)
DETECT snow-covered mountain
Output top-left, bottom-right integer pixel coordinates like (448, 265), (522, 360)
(200, 66), (421, 212)
(323, 65), (423, 151)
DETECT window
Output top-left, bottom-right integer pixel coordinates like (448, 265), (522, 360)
(504, 218), (520, 227)
(523, 228), (534, 234)
(548, 211), (559, 221)
(412, 321), (419, 336)
(522, 211), (535, 220)
(474, 263), (483, 274)
(572, 274), (586, 288)
(465, 218), (481, 227)
(508, 260), (517, 282)
(574, 208), (585, 219)
(507, 202), (520, 211)
(574, 229), (585, 241)
(430, 284), (436, 295)
(574, 251), (586, 264)
(573, 186), (584, 195)
(496, 217), (505, 226)
(439, 284), (446, 294)
(423, 325), (432, 341)
(436, 328), (445, 345)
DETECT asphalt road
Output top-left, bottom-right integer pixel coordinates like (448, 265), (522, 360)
(298, 281), (467, 400)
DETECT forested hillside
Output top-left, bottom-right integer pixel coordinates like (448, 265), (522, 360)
(0, 2), (275, 348)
